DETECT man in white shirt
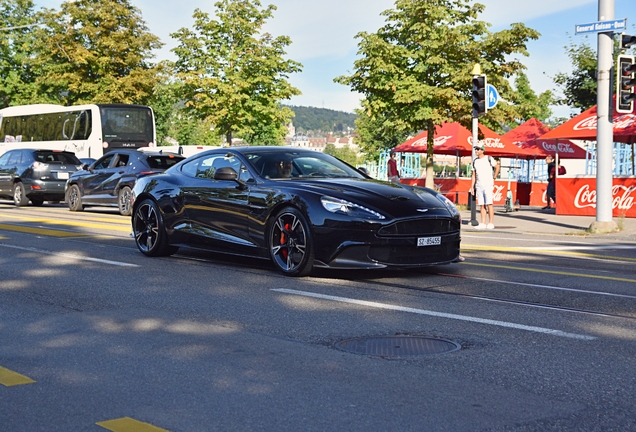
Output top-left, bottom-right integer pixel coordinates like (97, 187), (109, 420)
(470, 145), (500, 229)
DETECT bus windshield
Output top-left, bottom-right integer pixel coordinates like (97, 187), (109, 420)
(100, 106), (154, 147)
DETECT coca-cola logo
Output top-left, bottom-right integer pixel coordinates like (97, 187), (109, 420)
(537, 141), (578, 154)
(464, 137), (505, 148)
(573, 114), (636, 131)
(574, 184), (636, 210)
(408, 135), (454, 148)
(493, 184), (504, 202)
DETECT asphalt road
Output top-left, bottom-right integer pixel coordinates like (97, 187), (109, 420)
(1, 203), (635, 431)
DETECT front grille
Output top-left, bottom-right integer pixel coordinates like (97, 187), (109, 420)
(378, 217), (460, 236)
(369, 238), (460, 265)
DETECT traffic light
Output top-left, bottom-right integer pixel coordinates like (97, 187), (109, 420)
(472, 74), (487, 117)
(617, 55), (636, 113)
(619, 34), (636, 50)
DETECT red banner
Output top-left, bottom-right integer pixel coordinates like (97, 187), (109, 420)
(557, 177), (636, 217)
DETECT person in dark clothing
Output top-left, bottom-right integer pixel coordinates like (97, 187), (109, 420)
(544, 155), (556, 209)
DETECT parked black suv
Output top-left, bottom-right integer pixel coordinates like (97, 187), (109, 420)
(65, 148), (185, 216)
(0, 149), (83, 206)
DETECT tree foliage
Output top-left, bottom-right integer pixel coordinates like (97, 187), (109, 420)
(506, 72), (553, 126)
(0, 0), (39, 107)
(323, 143), (361, 167)
(553, 39), (597, 114)
(335, 0), (539, 187)
(286, 105), (357, 134)
(31, 0), (163, 105)
(353, 108), (409, 160)
(171, 0), (302, 146)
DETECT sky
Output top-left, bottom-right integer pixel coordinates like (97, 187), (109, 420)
(32, 0), (636, 118)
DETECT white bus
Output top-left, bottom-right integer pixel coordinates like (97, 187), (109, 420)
(0, 103), (156, 159)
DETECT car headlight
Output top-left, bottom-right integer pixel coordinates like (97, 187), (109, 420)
(321, 196), (385, 220)
(435, 193), (460, 217)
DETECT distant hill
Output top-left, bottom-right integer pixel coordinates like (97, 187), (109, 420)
(286, 105), (357, 134)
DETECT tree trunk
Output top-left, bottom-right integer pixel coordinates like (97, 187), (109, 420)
(425, 120), (435, 189)
(226, 130), (232, 147)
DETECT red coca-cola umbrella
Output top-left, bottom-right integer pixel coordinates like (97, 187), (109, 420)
(393, 122), (534, 158)
(503, 118), (588, 159)
(539, 101), (636, 143)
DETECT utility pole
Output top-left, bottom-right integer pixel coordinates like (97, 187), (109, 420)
(589, 0), (618, 233)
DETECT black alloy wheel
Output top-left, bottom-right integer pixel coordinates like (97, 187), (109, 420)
(132, 198), (178, 257)
(13, 183), (28, 206)
(67, 184), (83, 212)
(269, 207), (315, 276)
(118, 186), (133, 216)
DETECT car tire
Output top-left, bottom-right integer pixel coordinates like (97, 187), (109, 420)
(31, 198), (44, 206)
(118, 186), (133, 216)
(268, 207), (315, 277)
(67, 184), (83, 212)
(132, 198), (179, 257)
(13, 183), (29, 207)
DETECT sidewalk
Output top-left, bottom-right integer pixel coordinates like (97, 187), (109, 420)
(460, 206), (636, 240)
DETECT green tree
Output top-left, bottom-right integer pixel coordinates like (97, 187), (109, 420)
(31, 0), (163, 105)
(0, 0), (39, 107)
(508, 72), (553, 124)
(553, 39), (597, 113)
(353, 107), (409, 160)
(171, 0), (302, 146)
(335, 0), (539, 187)
(323, 143), (360, 166)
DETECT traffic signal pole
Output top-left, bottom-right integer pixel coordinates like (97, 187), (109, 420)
(590, 0), (618, 233)
(470, 65), (486, 226)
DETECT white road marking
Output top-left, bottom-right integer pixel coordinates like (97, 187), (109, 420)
(439, 273), (636, 299)
(272, 288), (596, 341)
(0, 243), (138, 267)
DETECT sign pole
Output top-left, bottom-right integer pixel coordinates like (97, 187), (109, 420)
(590, 0), (618, 233)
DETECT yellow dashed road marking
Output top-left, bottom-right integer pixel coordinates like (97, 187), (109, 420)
(0, 366), (36, 386)
(0, 223), (88, 237)
(0, 214), (130, 233)
(96, 417), (169, 432)
(462, 244), (636, 262)
(462, 261), (636, 283)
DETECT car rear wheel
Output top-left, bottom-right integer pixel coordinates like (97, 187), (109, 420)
(13, 183), (28, 207)
(118, 186), (133, 216)
(67, 184), (83, 212)
(133, 198), (178, 257)
(268, 207), (314, 276)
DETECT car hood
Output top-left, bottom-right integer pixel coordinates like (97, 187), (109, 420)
(279, 178), (452, 218)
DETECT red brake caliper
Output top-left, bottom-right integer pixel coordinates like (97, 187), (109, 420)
(280, 222), (290, 259)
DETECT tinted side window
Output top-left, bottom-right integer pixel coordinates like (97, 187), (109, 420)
(93, 154), (115, 170)
(0, 152), (10, 165)
(180, 154), (240, 179)
(145, 155), (184, 169)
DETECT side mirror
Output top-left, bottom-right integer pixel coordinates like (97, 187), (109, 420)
(214, 167), (238, 181)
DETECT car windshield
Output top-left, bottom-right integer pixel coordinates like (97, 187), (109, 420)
(34, 151), (81, 165)
(244, 151), (364, 179)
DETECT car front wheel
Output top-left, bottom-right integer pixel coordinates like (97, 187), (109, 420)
(268, 207), (315, 276)
(13, 183), (28, 206)
(67, 184), (83, 212)
(132, 198), (178, 257)
(118, 186), (133, 216)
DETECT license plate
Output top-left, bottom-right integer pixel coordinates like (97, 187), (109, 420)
(417, 236), (441, 247)
(56, 172), (69, 179)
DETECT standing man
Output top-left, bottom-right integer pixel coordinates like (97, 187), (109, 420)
(387, 151), (400, 183)
(470, 144), (500, 229)
(544, 155), (556, 209)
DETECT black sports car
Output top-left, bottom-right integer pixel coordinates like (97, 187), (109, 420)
(65, 149), (185, 216)
(131, 147), (461, 276)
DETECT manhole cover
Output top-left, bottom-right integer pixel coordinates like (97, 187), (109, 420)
(336, 336), (460, 357)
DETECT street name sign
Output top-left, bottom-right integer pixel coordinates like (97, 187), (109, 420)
(575, 19), (627, 35)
